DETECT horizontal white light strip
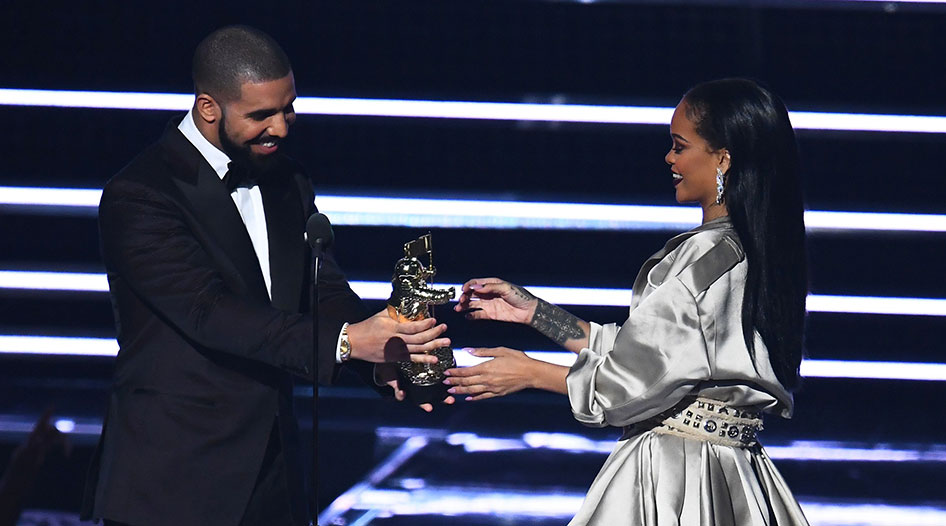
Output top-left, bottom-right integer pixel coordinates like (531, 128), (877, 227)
(343, 486), (946, 525)
(851, 0), (946, 3)
(320, 195), (703, 231)
(455, 352), (946, 382)
(801, 209), (946, 233)
(3, 271), (946, 317)
(2, 335), (945, 382)
(0, 416), (103, 436)
(443, 431), (946, 462)
(0, 270), (108, 292)
(0, 186), (103, 208)
(766, 441), (946, 463)
(5, 186), (946, 234)
(0, 89), (193, 111)
(805, 294), (946, 316)
(2, 88), (946, 133)
(0, 335), (119, 357)
(800, 359), (946, 381)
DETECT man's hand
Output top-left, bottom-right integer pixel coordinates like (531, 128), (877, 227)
(375, 363), (456, 412)
(347, 309), (451, 364)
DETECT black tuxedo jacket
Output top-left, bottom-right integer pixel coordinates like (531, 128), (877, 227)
(81, 118), (369, 526)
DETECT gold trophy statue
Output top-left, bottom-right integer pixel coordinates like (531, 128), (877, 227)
(387, 234), (456, 405)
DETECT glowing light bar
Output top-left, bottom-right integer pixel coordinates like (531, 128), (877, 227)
(0, 186), (102, 208)
(806, 294), (946, 316)
(318, 195), (701, 231)
(0, 270), (108, 292)
(457, 352), (946, 382)
(2, 88), (946, 133)
(4, 333), (943, 382)
(296, 97), (675, 125)
(766, 441), (946, 463)
(4, 271), (946, 317)
(454, 350), (581, 368)
(801, 502), (946, 526)
(354, 488), (583, 518)
(851, 0), (946, 3)
(803, 209), (946, 233)
(443, 431), (946, 463)
(6, 186), (946, 234)
(800, 359), (946, 381)
(0, 418), (101, 436)
(0, 88), (192, 111)
(334, 486), (946, 525)
(0, 335), (118, 356)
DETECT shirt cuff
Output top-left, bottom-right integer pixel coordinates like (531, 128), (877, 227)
(335, 322), (349, 364)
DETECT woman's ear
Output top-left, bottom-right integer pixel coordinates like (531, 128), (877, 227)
(718, 150), (732, 175)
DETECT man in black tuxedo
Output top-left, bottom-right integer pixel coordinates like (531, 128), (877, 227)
(81, 26), (452, 526)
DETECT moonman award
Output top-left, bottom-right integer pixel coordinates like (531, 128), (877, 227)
(387, 234), (456, 405)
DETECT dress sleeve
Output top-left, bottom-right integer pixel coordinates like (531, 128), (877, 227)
(566, 275), (711, 428)
(586, 322), (620, 356)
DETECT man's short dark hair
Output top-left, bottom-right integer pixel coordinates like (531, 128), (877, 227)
(192, 25), (292, 102)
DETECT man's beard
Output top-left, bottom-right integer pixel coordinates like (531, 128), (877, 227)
(218, 115), (280, 174)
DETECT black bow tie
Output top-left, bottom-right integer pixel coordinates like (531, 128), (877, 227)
(223, 162), (257, 192)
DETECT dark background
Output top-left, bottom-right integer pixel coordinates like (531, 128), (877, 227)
(1, 0), (945, 520)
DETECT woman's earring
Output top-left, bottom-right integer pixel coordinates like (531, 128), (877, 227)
(715, 168), (725, 205)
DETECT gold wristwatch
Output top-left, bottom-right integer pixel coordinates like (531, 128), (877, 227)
(338, 323), (352, 362)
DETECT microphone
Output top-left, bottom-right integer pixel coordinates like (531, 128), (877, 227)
(305, 212), (334, 518)
(305, 213), (334, 251)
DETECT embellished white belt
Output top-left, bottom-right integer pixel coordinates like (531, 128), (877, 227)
(642, 397), (763, 448)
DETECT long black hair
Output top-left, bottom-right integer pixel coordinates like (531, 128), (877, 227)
(683, 78), (807, 390)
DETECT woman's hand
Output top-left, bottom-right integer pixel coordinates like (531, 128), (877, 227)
(453, 278), (538, 325)
(443, 347), (568, 400)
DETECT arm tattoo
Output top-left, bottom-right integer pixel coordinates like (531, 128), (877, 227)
(530, 299), (586, 346)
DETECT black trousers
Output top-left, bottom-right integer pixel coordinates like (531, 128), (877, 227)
(104, 423), (299, 526)
(238, 422), (296, 526)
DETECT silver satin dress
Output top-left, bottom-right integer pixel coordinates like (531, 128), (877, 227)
(566, 217), (809, 526)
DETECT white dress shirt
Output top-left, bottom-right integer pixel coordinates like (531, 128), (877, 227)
(178, 109), (347, 363)
(178, 109), (272, 299)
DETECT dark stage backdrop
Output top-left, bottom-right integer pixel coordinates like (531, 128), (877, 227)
(1, 0), (945, 519)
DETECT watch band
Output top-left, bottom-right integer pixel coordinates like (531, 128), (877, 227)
(338, 322), (352, 362)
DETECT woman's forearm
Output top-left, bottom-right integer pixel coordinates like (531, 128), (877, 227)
(529, 359), (570, 395)
(529, 299), (591, 353)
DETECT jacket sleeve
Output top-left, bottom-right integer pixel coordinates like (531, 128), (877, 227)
(100, 178), (328, 381)
(293, 171), (373, 385)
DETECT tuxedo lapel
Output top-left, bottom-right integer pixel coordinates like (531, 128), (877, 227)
(160, 122), (270, 303)
(260, 174), (306, 312)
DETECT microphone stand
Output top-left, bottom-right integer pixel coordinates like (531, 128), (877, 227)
(306, 212), (334, 525)
(310, 240), (324, 525)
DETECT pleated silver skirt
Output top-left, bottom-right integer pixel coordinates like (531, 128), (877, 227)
(569, 429), (810, 526)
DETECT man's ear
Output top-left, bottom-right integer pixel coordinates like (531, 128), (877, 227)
(195, 93), (221, 124)
(718, 150), (732, 175)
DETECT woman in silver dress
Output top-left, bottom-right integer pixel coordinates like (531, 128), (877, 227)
(445, 78), (810, 526)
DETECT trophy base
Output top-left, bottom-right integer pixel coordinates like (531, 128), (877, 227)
(396, 346), (456, 406)
(397, 374), (452, 406)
